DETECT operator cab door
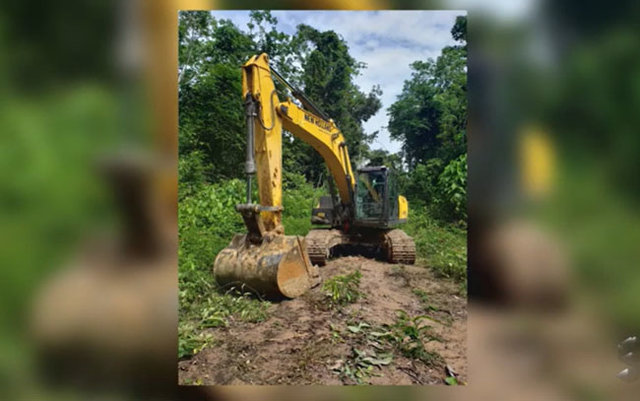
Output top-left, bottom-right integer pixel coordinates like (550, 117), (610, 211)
(355, 167), (395, 227)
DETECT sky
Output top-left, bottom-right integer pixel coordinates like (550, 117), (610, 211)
(210, 10), (466, 154)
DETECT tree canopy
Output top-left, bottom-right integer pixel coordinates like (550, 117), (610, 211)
(387, 15), (467, 219)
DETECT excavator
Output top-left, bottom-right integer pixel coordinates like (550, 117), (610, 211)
(213, 53), (415, 298)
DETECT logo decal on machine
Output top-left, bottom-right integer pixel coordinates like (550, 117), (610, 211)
(304, 112), (332, 131)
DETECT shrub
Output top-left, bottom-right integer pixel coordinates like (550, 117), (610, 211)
(404, 154), (467, 222)
(323, 270), (363, 307)
(178, 150), (210, 200)
(404, 207), (467, 282)
(437, 154), (467, 221)
(382, 310), (443, 365)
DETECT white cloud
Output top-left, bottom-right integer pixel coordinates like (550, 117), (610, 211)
(447, 0), (536, 21)
(210, 10), (465, 153)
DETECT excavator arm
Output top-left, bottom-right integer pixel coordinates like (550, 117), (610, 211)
(278, 101), (355, 203)
(240, 53), (355, 234)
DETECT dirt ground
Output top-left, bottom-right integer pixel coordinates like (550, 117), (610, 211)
(178, 256), (467, 385)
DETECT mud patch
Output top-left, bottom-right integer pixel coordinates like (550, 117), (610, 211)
(178, 256), (467, 385)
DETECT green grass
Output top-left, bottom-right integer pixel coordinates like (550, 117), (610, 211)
(382, 310), (444, 365)
(404, 207), (467, 282)
(412, 289), (440, 313)
(178, 173), (324, 358)
(179, 288), (270, 358)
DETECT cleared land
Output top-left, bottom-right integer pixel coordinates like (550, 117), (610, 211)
(179, 255), (467, 385)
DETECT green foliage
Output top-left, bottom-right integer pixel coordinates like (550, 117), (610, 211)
(437, 154), (467, 220)
(404, 207), (467, 282)
(403, 155), (466, 221)
(381, 310), (443, 365)
(540, 168), (640, 335)
(403, 159), (443, 207)
(179, 324), (214, 359)
(364, 149), (403, 171)
(322, 270), (363, 307)
(282, 171), (325, 236)
(179, 179), (245, 296)
(333, 310), (444, 383)
(0, 86), (122, 396)
(336, 347), (391, 385)
(1, 1), (116, 90)
(178, 289), (269, 359)
(247, 11), (301, 81)
(388, 48), (467, 170)
(179, 12), (255, 86)
(451, 16), (467, 43)
(178, 174), (319, 358)
(293, 24), (382, 173)
(548, 29), (640, 201)
(332, 320), (395, 384)
(178, 173), (321, 300)
(282, 171), (324, 219)
(388, 16), (467, 222)
(1, 87), (119, 329)
(179, 63), (246, 180)
(178, 150), (210, 200)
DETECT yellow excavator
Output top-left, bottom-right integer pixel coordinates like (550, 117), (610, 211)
(214, 53), (415, 298)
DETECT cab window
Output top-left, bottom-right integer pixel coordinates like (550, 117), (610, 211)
(356, 171), (385, 220)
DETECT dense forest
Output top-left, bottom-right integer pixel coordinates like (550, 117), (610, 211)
(178, 11), (467, 358)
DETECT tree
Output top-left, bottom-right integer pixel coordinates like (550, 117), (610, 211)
(178, 13), (256, 180)
(287, 24), (382, 184)
(388, 17), (467, 169)
(451, 15), (467, 43)
(364, 149), (403, 171)
(179, 63), (246, 180)
(247, 11), (301, 82)
(387, 15), (467, 220)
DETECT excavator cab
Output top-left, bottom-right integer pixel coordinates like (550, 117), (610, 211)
(311, 166), (408, 229)
(354, 166), (404, 228)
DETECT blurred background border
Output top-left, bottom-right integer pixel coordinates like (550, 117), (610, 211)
(1, 0), (639, 399)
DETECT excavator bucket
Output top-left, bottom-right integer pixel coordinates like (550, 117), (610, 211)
(213, 233), (319, 298)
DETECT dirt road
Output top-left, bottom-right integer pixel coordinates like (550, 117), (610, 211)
(178, 256), (467, 385)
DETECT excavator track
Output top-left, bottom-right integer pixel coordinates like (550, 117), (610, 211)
(307, 228), (416, 266)
(306, 229), (344, 266)
(384, 229), (416, 265)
